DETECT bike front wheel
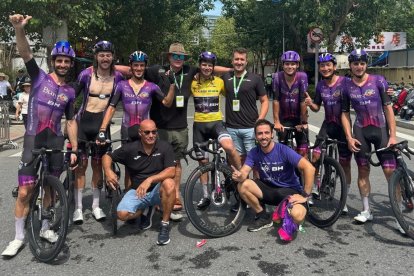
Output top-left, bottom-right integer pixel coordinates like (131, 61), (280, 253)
(307, 156), (347, 228)
(184, 162), (246, 237)
(27, 175), (69, 263)
(389, 168), (414, 239)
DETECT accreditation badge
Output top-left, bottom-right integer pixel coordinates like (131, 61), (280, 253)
(176, 95), (184, 107)
(232, 99), (240, 111)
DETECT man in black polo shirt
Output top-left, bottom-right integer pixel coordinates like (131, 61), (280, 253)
(102, 119), (176, 245)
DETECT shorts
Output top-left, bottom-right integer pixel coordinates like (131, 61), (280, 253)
(278, 119), (308, 151)
(158, 128), (188, 161)
(18, 128), (64, 187)
(78, 111), (111, 160)
(121, 124), (140, 144)
(193, 121), (231, 145)
(254, 179), (302, 206)
(117, 183), (161, 213)
(227, 127), (255, 156)
(313, 121), (352, 162)
(353, 125), (396, 169)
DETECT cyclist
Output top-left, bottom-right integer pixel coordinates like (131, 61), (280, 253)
(232, 119), (314, 235)
(341, 50), (400, 230)
(73, 40), (124, 224)
(191, 51), (241, 209)
(304, 53), (352, 213)
(98, 51), (174, 190)
(102, 119), (176, 245)
(272, 50), (309, 157)
(2, 14), (78, 257)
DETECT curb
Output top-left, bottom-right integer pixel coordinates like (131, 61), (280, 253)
(349, 110), (414, 130)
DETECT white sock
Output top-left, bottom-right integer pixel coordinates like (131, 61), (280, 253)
(362, 196), (370, 212)
(92, 188), (101, 210)
(14, 217), (26, 241)
(161, 221), (169, 225)
(74, 188), (83, 210)
(41, 219), (50, 231)
(202, 184), (209, 198)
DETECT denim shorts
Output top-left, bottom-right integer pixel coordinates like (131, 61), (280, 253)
(117, 183), (161, 213)
(227, 127), (255, 155)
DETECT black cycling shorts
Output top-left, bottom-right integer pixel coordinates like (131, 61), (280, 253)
(255, 179), (302, 206)
(314, 121), (352, 161)
(121, 124), (140, 144)
(353, 125), (396, 169)
(278, 119), (309, 151)
(193, 121), (231, 146)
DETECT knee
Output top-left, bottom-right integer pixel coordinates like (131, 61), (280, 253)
(117, 211), (129, 221)
(290, 205), (306, 223)
(75, 163), (87, 175)
(358, 166), (370, 178)
(161, 179), (175, 196)
(17, 186), (32, 203)
(91, 160), (102, 170)
(237, 179), (253, 195)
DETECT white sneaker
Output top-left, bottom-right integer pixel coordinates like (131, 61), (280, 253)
(395, 219), (406, 234)
(354, 210), (373, 223)
(73, 208), (83, 224)
(39, 229), (58, 243)
(1, 239), (24, 257)
(92, 207), (106, 221)
(342, 205), (349, 215)
(170, 212), (183, 221)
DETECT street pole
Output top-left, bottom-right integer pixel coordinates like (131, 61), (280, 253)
(315, 43), (319, 87)
(282, 11), (285, 53)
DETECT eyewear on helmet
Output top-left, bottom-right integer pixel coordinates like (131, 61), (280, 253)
(172, 54), (186, 61)
(54, 41), (71, 49)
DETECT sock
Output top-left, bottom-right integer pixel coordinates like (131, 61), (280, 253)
(362, 196), (370, 212)
(202, 184), (209, 198)
(92, 188), (101, 210)
(41, 219), (50, 231)
(74, 188), (83, 210)
(14, 217), (26, 241)
(161, 220), (169, 225)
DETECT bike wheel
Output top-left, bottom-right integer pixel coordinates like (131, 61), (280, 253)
(27, 175), (69, 263)
(184, 162), (246, 237)
(307, 156), (347, 228)
(111, 187), (122, 235)
(52, 168), (74, 227)
(389, 168), (414, 239)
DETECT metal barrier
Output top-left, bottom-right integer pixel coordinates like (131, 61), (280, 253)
(0, 102), (19, 149)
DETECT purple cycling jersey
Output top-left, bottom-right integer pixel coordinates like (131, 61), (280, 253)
(314, 76), (346, 125)
(24, 58), (75, 136)
(110, 80), (164, 128)
(272, 71), (308, 122)
(245, 143), (303, 192)
(76, 67), (124, 116)
(342, 75), (391, 128)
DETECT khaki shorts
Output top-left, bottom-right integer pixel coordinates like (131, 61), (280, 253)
(158, 128), (189, 161)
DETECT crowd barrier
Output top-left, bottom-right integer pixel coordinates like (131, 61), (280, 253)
(0, 101), (18, 149)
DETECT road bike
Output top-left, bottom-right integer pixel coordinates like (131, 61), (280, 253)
(183, 139), (246, 237)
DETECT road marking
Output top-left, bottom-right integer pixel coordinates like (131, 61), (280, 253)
(8, 125), (122, 158)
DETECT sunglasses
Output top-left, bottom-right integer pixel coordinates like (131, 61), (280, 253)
(172, 54), (186, 61)
(142, 130), (157, 135)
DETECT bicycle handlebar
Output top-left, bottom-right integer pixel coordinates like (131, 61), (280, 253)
(308, 135), (347, 150)
(182, 139), (222, 163)
(365, 140), (413, 167)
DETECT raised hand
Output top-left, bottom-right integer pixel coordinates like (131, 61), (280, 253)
(304, 92), (312, 106)
(9, 14), (32, 29)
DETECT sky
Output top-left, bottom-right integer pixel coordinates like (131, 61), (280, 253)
(203, 1), (223, 16)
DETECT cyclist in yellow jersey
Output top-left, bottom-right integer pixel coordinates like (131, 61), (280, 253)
(191, 52), (241, 209)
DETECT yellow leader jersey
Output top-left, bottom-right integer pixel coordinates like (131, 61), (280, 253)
(191, 76), (226, 122)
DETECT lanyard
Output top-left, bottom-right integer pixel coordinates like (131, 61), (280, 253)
(233, 71), (247, 99)
(172, 68), (184, 93)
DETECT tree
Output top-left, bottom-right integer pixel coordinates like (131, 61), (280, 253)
(209, 17), (238, 67)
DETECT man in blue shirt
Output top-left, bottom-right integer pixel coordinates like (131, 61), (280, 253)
(232, 119), (314, 232)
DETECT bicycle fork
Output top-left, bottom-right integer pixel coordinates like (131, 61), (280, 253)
(210, 164), (226, 207)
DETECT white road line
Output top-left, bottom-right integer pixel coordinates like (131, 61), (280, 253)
(8, 125), (122, 158)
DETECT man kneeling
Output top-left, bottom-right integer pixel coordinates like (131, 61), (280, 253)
(232, 119), (315, 237)
(102, 119), (175, 245)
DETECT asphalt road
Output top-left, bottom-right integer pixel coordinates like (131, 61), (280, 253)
(1, 101), (414, 275)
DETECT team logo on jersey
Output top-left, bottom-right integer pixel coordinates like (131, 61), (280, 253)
(57, 93), (68, 102)
(290, 88), (299, 95)
(261, 164), (270, 172)
(139, 92), (150, 98)
(364, 89), (376, 97)
(332, 89), (341, 98)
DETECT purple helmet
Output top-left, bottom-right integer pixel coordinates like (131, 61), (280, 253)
(318, 53), (337, 65)
(93, 40), (114, 54)
(281, 51), (300, 63)
(51, 41), (75, 59)
(348, 49), (368, 63)
(129, 51), (148, 64)
(198, 51), (217, 65)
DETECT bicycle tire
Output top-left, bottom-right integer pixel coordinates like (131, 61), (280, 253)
(184, 162), (246, 237)
(51, 168), (74, 228)
(389, 168), (414, 239)
(27, 175), (69, 263)
(111, 187), (122, 235)
(307, 156), (347, 228)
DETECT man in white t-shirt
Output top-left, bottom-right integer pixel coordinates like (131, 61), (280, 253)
(16, 80), (31, 128)
(0, 72), (14, 99)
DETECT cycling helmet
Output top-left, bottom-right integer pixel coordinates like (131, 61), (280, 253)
(281, 51), (300, 63)
(318, 53), (337, 65)
(51, 41), (75, 59)
(198, 51), (217, 65)
(93, 40), (114, 54)
(129, 51), (148, 64)
(348, 49), (368, 63)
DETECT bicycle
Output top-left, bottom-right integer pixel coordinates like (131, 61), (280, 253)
(78, 138), (124, 235)
(366, 140), (414, 239)
(183, 139), (246, 237)
(307, 135), (347, 227)
(26, 147), (74, 263)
